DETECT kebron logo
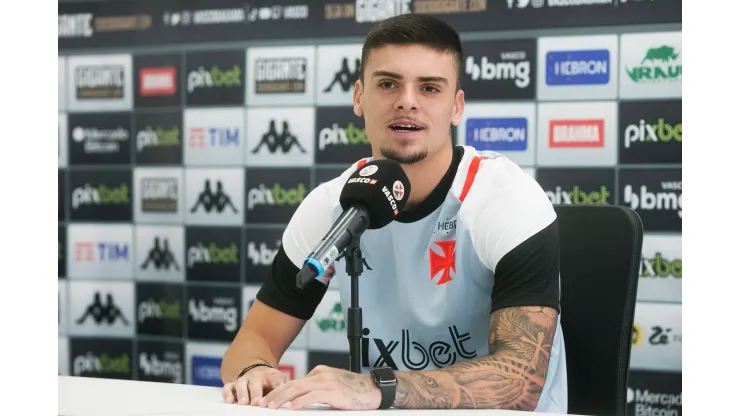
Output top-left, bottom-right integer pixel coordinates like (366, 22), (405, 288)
(545, 49), (610, 86)
(362, 325), (477, 370)
(549, 119), (604, 148)
(465, 117), (528, 152)
(76, 66), (125, 99)
(255, 58), (306, 93)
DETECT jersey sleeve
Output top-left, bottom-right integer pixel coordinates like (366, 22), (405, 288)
(255, 180), (341, 321)
(463, 158), (561, 314)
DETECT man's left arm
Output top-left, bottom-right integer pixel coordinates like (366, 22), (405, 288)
(393, 304), (558, 411)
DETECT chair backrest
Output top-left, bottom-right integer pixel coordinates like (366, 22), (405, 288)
(554, 205), (643, 416)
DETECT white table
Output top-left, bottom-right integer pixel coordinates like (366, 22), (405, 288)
(58, 376), (577, 415)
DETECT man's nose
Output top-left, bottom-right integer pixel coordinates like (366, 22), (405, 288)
(394, 85), (418, 111)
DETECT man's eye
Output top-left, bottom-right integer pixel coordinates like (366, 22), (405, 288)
(379, 82), (395, 89)
(422, 86), (439, 93)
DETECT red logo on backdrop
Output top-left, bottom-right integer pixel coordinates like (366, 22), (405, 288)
(189, 128), (206, 148)
(429, 240), (456, 286)
(75, 242), (94, 262)
(140, 67), (176, 96)
(278, 365), (295, 380)
(548, 119), (605, 148)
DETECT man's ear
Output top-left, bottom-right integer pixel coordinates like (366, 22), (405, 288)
(353, 79), (364, 117)
(451, 88), (465, 127)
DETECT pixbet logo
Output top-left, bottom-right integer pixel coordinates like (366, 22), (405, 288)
(546, 185), (611, 205)
(624, 181), (682, 218)
(74, 242), (129, 262)
(624, 118), (682, 148)
(465, 55), (530, 87)
(641, 253), (681, 280)
(318, 122), (368, 150)
(73, 352), (130, 376)
(72, 183), (130, 209)
(136, 126), (180, 151)
(188, 65), (242, 93)
(139, 352), (183, 383)
(247, 183), (306, 210)
(247, 241), (279, 266)
(187, 242), (239, 268)
(138, 298), (181, 323)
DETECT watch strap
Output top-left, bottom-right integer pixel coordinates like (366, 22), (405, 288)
(372, 368), (397, 409)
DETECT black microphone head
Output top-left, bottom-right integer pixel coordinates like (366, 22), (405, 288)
(339, 159), (411, 229)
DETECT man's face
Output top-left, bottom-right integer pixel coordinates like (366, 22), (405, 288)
(353, 44), (464, 164)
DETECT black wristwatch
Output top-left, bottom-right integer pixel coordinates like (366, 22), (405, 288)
(370, 367), (397, 409)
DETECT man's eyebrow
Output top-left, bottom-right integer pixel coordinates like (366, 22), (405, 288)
(371, 70), (449, 85)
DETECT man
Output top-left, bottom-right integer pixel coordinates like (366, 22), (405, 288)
(221, 14), (567, 412)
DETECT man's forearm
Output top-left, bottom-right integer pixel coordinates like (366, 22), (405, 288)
(392, 306), (558, 411)
(220, 332), (279, 383)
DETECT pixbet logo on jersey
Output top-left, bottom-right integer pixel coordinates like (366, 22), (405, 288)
(74, 241), (130, 263)
(549, 119), (604, 148)
(465, 117), (527, 152)
(188, 127), (239, 149)
(546, 49), (610, 86)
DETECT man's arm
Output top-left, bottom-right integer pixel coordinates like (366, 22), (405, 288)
(393, 305), (557, 411)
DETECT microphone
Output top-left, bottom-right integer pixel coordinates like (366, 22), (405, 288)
(296, 159), (411, 288)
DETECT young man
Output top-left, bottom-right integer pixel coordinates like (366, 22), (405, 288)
(221, 14), (567, 412)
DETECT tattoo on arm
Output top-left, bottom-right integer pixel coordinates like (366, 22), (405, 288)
(393, 306), (558, 410)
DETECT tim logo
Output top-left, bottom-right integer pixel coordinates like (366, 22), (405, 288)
(76, 292), (130, 326)
(429, 240), (456, 286)
(140, 67), (176, 96)
(188, 127), (239, 149)
(190, 180), (238, 214)
(546, 49), (610, 86)
(465, 118), (527, 152)
(361, 325), (476, 370)
(549, 119), (604, 148)
(323, 57), (361, 93)
(251, 120), (307, 154)
(75, 242), (129, 262)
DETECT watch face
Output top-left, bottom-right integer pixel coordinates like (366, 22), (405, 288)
(373, 367), (396, 383)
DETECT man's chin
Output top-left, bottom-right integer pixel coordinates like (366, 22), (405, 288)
(379, 144), (428, 165)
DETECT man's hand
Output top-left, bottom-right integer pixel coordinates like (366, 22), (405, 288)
(222, 366), (288, 406)
(259, 365), (382, 410)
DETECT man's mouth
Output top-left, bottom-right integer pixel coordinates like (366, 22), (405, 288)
(388, 122), (424, 132)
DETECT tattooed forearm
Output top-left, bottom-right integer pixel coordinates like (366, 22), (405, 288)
(393, 306), (558, 411)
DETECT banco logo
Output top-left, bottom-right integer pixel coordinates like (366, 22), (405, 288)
(72, 183), (130, 209)
(59, 13), (94, 38)
(545, 49), (610, 86)
(187, 65), (242, 93)
(465, 117), (528, 152)
(247, 182), (306, 210)
(139, 352), (183, 383)
(641, 252), (681, 280)
(627, 387), (682, 416)
(76, 292), (130, 326)
(624, 181), (682, 218)
(136, 125), (180, 152)
(247, 240), (280, 266)
(188, 127), (239, 149)
(189, 298), (238, 331)
(624, 118), (682, 149)
(549, 119), (604, 148)
(75, 65), (125, 99)
(141, 178), (178, 213)
(546, 185), (610, 205)
(72, 125), (129, 154)
(187, 241), (239, 268)
(255, 58), (306, 93)
(140, 67), (176, 96)
(140, 237), (181, 271)
(73, 352), (130, 376)
(362, 325), (477, 371)
(626, 45), (681, 84)
(252, 120), (307, 154)
(317, 302), (345, 333)
(138, 297), (181, 323)
(319, 121), (368, 151)
(323, 57), (361, 93)
(465, 53), (530, 87)
(190, 180), (238, 214)
(74, 241), (129, 263)
(355, 0), (411, 23)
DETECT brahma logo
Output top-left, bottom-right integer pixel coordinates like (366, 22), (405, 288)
(549, 119), (604, 148)
(140, 67), (176, 96)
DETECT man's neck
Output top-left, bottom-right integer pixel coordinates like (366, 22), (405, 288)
(400, 144), (454, 209)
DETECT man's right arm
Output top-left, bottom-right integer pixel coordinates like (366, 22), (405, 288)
(220, 176), (347, 383)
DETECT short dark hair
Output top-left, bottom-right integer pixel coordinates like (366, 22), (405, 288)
(360, 14), (463, 90)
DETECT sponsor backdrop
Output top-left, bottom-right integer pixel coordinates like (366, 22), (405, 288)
(58, 1), (682, 413)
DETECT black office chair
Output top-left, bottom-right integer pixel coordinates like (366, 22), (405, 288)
(554, 205), (643, 416)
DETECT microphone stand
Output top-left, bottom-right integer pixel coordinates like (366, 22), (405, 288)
(343, 233), (364, 374)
